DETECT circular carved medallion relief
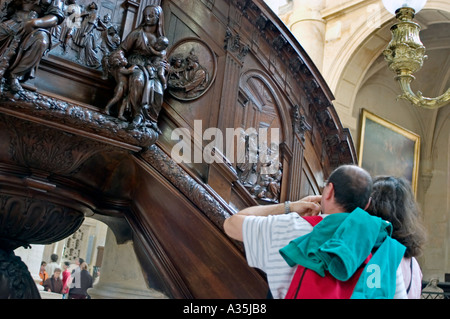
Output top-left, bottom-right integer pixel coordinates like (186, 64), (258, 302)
(167, 37), (217, 101)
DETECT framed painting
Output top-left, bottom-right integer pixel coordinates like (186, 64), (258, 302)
(358, 109), (420, 196)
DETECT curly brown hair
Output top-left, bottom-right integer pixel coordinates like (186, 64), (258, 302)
(368, 176), (426, 258)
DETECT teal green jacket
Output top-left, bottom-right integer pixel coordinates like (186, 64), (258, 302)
(279, 208), (406, 298)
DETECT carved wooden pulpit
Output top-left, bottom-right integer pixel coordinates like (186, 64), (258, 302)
(0, 0), (356, 298)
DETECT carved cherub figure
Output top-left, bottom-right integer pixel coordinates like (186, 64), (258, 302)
(103, 50), (138, 121)
(146, 35), (169, 90)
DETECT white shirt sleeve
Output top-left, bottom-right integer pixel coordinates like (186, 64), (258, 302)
(394, 263), (408, 299)
(242, 215), (273, 271)
(242, 213), (314, 272)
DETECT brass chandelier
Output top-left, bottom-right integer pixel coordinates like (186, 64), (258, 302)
(382, 0), (450, 109)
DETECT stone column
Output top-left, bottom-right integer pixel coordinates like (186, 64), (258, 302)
(88, 229), (168, 299)
(288, 0), (326, 72)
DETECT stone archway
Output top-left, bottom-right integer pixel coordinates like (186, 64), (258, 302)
(330, 5), (450, 282)
(327, 2), (450, 135)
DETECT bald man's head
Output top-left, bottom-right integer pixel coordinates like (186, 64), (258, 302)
(326, 165), (373, 213)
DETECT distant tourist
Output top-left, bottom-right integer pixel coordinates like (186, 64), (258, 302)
(39, 261), (49, 286)
(43, 268), (63, 294)
(62, 261), (72, 299)
(68, 258), (93, 299)
(46, 254), (61, 279)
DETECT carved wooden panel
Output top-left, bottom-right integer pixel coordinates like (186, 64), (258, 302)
(0, 0), (357, 299)
(234, 71), (284, 203)
(0, 115), (112, 175)
(130, 152), (268, 298)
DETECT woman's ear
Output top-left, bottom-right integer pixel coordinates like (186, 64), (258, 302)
(364, 197), (372, 211)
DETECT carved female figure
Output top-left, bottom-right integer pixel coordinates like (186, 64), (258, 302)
(59, 0), (82, 54)
(72, 1), (100, 68)
(180, 51), (208, 96)
(117, 5), (167, 131)
(0, 0), (65, 92)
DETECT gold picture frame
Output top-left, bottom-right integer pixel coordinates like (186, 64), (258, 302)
(358, 109), (420, 196)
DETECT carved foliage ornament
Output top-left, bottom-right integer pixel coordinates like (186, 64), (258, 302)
(1, 114), (115, 175)
(140, 145), (232, 229)
(0, 89), (159, 149)
(224, 27), (250, 61)
(0, 194), (85, 251)
(291, 104), (311, 142)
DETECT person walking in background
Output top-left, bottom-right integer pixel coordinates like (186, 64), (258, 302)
(46, 254), (61, 279)
(68, 259), (93, 299)
(368, 176), (427, 299)
(39, 261), (48, 286)
(62, 261), (72, 299)
(43, 268), (63, 294)
(68, 257), (83, 299)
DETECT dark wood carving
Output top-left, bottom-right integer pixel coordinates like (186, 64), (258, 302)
(224, 27), (250, 62)
(52, 0), (123, 70)
(0, 0), (65, 92)
(292, 103), (312, 142)
(0, 250), (41, 298)
(1, 115), (114, 175)
(67, 2), (104, 68)
(107, 4), (169, 132)
(0, 0), (358, 299)
(0, 89), (159, 149)
(0, 194), (85, 251)
(167, 37), (216, 101)
(140, 145), (233, 228)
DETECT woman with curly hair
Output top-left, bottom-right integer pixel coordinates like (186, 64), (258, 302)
(368, 176), (427, 299)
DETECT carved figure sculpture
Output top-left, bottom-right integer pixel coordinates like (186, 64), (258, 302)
(168, 49), (209, 99)
(146, 35), (169, 90)
(113, 4), (168, 132)
(72, 1), (100, 68)
(98, 14), (120, 78)
(182, 50), (208, 96)
(59, 0), (81, 53)
(103, 50), (137, 121)
(236, 132), (283, 203)
(0, 0), (65, 92)
(168, 53), (185, 84)
(237, 131), (259, 187)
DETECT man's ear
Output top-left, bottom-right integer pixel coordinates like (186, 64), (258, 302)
(323, 182), (334, 200)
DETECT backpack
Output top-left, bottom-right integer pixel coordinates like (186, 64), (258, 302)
(284, 216), (371, 299)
